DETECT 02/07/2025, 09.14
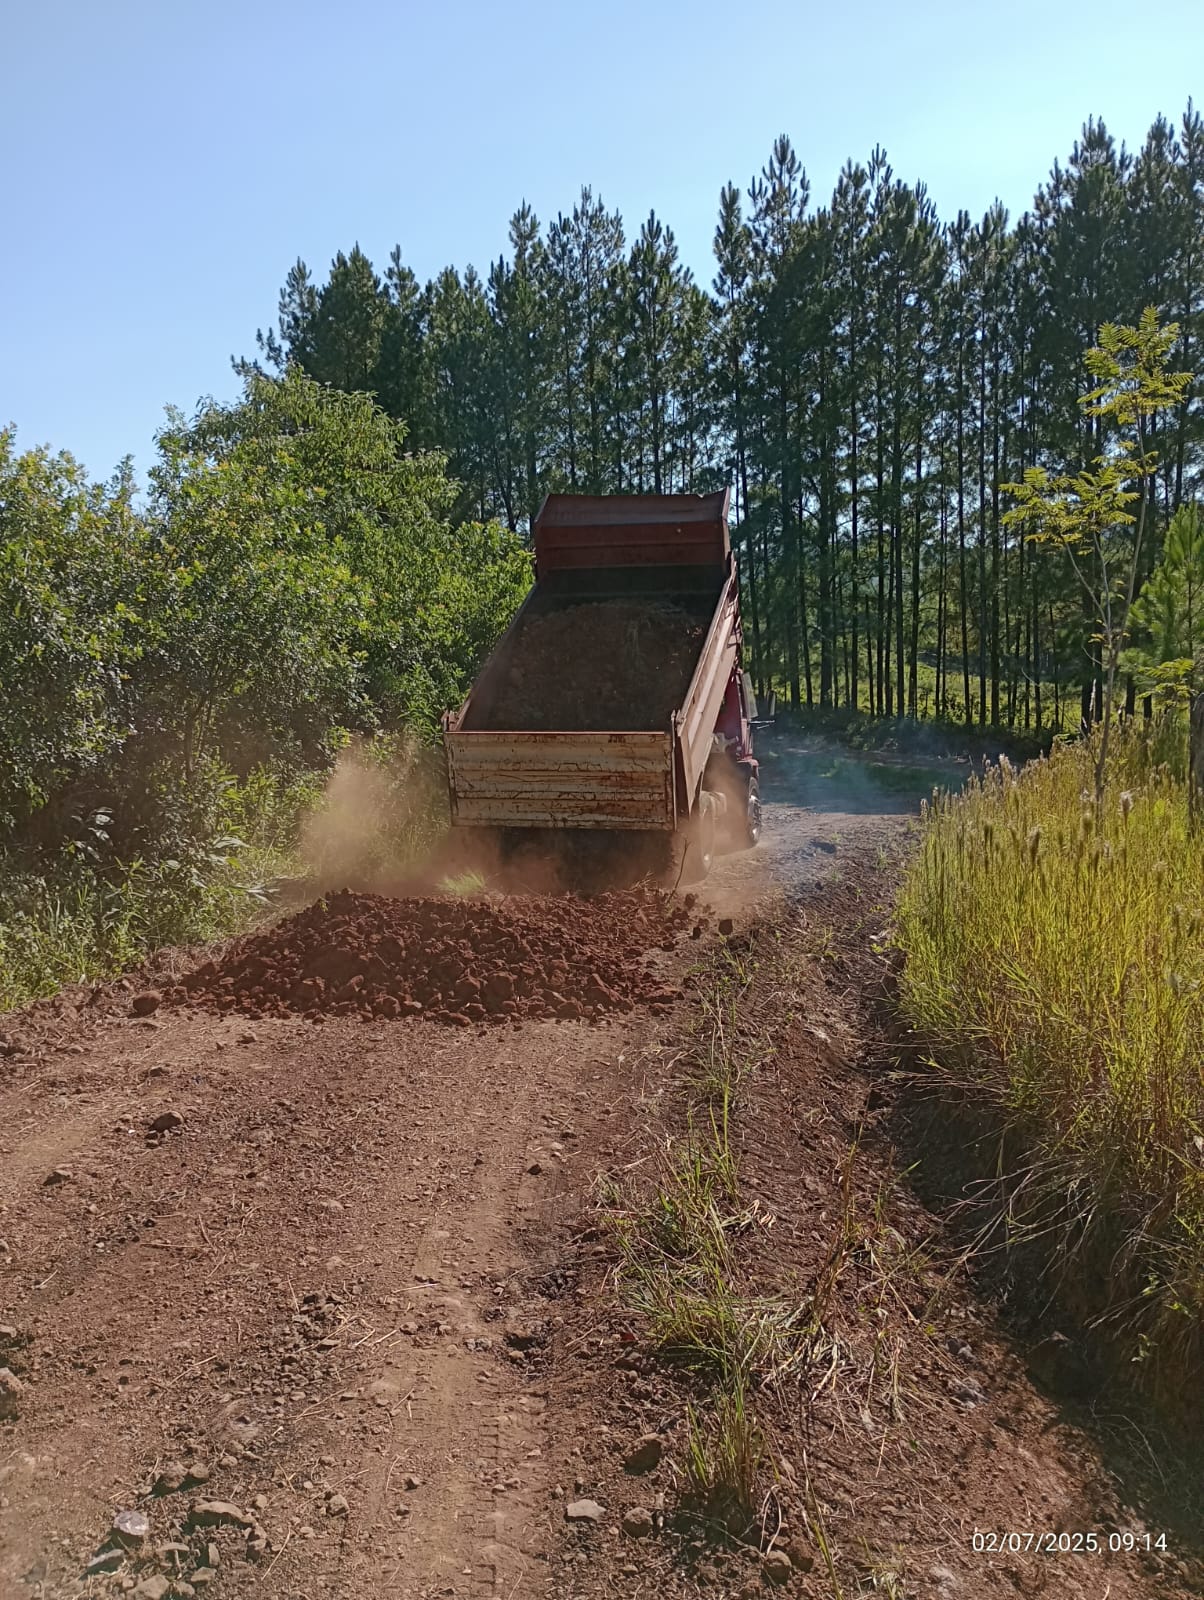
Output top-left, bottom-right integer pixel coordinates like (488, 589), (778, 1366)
(971, 1530), (1169, 1555)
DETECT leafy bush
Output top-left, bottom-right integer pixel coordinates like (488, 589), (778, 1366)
(2, 372), (528, 844)
(0, 432), (141, 830)
(0, 759), (320, 1010)
(0, 372), (531, 1005)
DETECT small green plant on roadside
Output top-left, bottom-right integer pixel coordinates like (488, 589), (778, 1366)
(683, 1370), (763, 1533)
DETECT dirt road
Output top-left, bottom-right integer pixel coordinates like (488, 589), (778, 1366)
(2, 732), (1200, 1599)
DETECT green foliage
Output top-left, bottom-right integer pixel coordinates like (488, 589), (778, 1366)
(0, 759), (320, 1010)
(1004, 314), (1189, 587)
(1, 373), (527, 840)
(143, 379), (374, 774)
(1122, 504), (1204, 698)
(1004, 313), (1193, 792)
(897, 728), (1204, 1389)
(145, 369), (530, 754)
(0, 376), (529, 1005)
(0, 432), (140, 828)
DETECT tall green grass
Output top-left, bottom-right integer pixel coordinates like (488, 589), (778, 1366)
(0, 762), (322, 1011)
(897, 720), (1204, 1386)
(0, 733), (453, 1013)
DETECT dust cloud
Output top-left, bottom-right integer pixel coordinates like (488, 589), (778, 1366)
(295, 750), (683, 900)
(292, 741), (623, 899)
(294, 739), (769, 904)
(296, 739), (449, 895)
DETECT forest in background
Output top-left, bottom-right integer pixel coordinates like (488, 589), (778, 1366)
(4, 103), (1204, 1001)
(249, 107), (1204, 729)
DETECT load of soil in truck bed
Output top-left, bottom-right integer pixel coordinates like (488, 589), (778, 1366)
(479, 599), (707, 731)
(158, 886), (702, 1026)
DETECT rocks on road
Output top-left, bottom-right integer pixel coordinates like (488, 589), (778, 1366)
(622, 1434), (663, 1474)
(148, 1110), (185, 1136)
(161, 888), (701, 1028)
(111, 1508), (150, 1544)
(565, 1498), (606, 1523)
(188, 1500), (254, 1531)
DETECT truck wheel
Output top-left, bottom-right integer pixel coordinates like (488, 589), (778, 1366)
(744, 777), (762, 848)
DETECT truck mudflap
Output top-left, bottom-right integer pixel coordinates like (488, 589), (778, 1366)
(444, 730), (677, 831)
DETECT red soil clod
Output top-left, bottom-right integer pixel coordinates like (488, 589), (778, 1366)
(478, 600), (707, 733)
(172, 888), (689, 1028)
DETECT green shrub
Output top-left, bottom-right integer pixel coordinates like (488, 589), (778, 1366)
(0, 372), (530, 1007)
(0, 760), (319, 1011)
(0, 432), (141, 830)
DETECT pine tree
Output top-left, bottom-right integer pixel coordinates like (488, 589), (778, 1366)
(256, 258), (319, 372)
(308, 245), (387, 393)
(832, 160), (872, 712)
(713, 181), (769, 688)
(376, 246), (427, 442)
(244, 103), (1204, 736)
(628, 211), (686, 494)
(749, 136), (811, 704)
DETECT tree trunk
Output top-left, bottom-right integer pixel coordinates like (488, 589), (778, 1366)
(909, 381), (923, 717)
(957, 354), (972, 729)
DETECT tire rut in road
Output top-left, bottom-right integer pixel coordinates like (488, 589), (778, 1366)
(0, 1004), (633, 1600)
(254, 1025), (613, 1600)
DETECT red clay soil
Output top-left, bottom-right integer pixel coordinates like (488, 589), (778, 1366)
(533, 854), (1204, 1600)
(4, 808), (1202, 1600)
(481, 599), (706, 731)
(154, 887), (702, 1027)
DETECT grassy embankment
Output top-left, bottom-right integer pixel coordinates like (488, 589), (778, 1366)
(896, 719), (1204, 1391)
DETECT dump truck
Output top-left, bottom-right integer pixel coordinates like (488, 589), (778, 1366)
(441, 490), (770, 882)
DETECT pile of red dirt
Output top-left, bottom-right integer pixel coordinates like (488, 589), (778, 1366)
(164, 888), (701, 1026)
(481, 600), (706, 731)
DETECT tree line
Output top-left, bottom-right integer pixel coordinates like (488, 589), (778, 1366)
(1, 374), (528, 853)
(250, 107), (1204, 731)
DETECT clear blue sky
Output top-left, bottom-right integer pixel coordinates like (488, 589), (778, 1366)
(5, 0), (1201, 482)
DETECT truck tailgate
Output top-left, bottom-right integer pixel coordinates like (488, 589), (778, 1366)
(444, 730), (675, 830)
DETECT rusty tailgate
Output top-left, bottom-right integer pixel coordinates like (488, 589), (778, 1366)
(444, 730), (676, 830)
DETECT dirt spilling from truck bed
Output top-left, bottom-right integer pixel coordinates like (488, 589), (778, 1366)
(155, 886), (701, 1026)
(481, 599), (707, 731)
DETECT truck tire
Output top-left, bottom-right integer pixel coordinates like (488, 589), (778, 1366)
(744, 777), (762, 847)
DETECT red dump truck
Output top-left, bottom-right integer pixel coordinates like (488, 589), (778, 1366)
(441, 490), (769, 881)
